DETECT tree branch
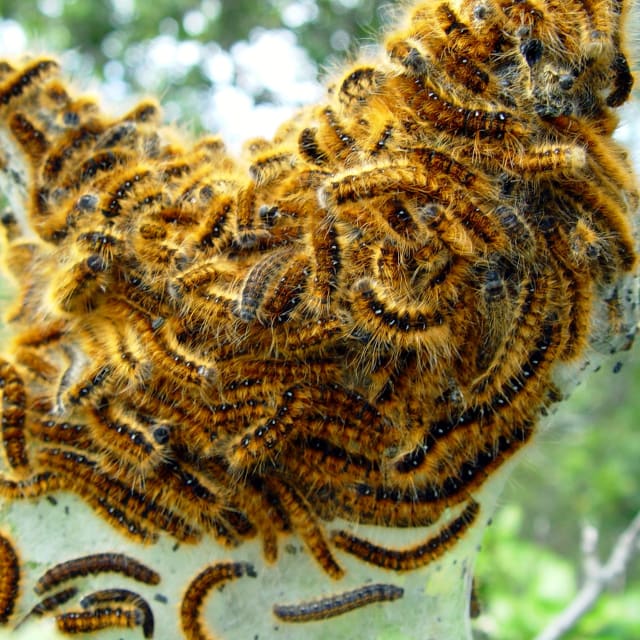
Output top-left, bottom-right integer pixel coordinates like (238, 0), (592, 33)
(534, 510), (640, 640)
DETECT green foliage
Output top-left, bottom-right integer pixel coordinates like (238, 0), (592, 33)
(0, 1), (389, 139)
(0, 1), (385, 94)
(475, 350), (640, 639)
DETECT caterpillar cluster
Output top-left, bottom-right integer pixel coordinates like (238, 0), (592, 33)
(0, 0), (638, 635)
(0, 544), (404, 638)
(6, 548), (156, 637)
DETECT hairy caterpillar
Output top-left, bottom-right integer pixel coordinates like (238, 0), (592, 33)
(0, 0), (637, 638)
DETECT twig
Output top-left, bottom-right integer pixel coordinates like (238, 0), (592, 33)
(534, 509), (640, 640)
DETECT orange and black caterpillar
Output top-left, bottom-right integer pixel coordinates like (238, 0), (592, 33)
(181, 562), (257, 640)
(80, 589), (154, 639)
(33, 553), (161, 595)
(0, 0), (638, 637)
(0, 532), (20, 625)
